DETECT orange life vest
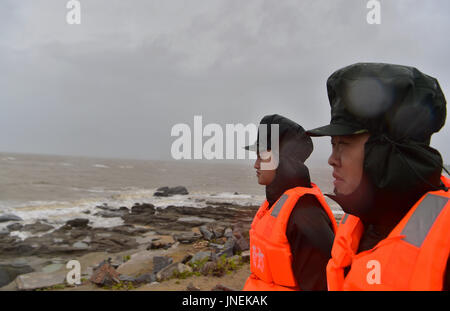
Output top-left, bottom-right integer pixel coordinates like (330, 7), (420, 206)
(243, 183), (338, 291)
(327, 175), (450, 291)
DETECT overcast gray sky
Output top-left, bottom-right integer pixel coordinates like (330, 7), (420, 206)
(0, 0), (449, 163)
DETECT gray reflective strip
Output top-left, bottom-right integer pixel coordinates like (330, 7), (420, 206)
(401, 194), (449, 248)
(341, 213), (349, 225)
(271, 194), (289, 217)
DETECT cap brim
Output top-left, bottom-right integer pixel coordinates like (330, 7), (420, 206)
(244, 143), (258, 151)
(306, 124), (368, 137)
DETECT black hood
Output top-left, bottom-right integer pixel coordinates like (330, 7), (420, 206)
(252, 115), (313, 207)
(319, 63), (447, 232)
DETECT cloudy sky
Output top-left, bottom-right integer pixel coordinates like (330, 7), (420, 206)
(1, 0), (449, 163)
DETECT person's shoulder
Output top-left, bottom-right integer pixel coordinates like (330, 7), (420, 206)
(288, 193), (334, 229)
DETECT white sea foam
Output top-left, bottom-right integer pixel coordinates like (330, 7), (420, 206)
(93, 164), (109, 168)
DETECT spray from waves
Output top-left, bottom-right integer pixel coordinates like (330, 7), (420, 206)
(0, 187), (266, 240)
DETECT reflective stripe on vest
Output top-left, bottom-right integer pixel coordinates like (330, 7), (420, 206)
(401, 194), (449, 247)
(244, 184), (337, 291)
(327, 177), (450, 291)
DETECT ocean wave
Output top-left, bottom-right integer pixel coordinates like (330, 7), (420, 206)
(93, 164), (109, 168)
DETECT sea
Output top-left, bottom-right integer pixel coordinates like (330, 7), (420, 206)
(0, 152), (341, 239)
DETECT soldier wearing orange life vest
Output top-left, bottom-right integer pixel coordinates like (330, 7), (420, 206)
(243, 114), (337, 291)
(307, 63), (450, 290)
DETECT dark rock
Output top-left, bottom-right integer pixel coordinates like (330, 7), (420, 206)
(135, 273), (156, 284)
(216, 238), (236, 258)
(23, 222), (53, 233)
(181, 254), (193, 264)
(154, 186), (188, 197)
(65, 218), (89, 228)
(153, 256), (173, 274)
(199, 225), (214, 240)
(94, 211), (124, 218)
(0, 214), (23, 223)
(212, 226), (225, 239)
(7, 223), (23, 231)
(241, 250), (250, 263)
(82, 210), (91, 214)
(0, 263), (34, 287)
(131, 203), (155, 215)
(234, 237), (249, 252)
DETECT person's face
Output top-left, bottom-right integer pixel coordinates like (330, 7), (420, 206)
(328, 133), (370, 195)
(254, 151), (276, 186)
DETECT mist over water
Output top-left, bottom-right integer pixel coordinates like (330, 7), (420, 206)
(0, 151), (339, 236)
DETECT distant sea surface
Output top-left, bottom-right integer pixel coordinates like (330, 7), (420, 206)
(0, 152), (340, 236)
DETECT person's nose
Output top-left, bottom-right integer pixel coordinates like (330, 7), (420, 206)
(328, 146), (340, 168)
(254, 158), (260, 170)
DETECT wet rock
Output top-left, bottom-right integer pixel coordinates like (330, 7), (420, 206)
(153, 256), (173, 274)
(7, 223), (23, 231)
(41, 263), (64, 274)
(0, 214), (23, 223)
(131, 203), (155, 215)
(65, 218), (89, 228)
(154, 186), (189, 197)
(94, 211), (124, 218)
(23, 222), (53, 233)
(0, 263), (34, 287)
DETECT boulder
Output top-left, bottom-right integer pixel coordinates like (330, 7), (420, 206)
(0, 263), (34, 287)
(130, 203), (155, 215)
(234, 237), (249, 252)
(173, 232), (201, 244)
(154, 186), (188, 197)
(0, 214), (23, 223)
(224, 228), (233, 238)
(216, 238), (236, 258)
(152, 256), (173, 274)
(90, 260), (120, 286)
(23, 222), (53, 233)
(199, 225), (214, 241)
(135, 273), (156, 284)
(189, 251), (212, 264)
(7, 223), (23, 231)
(65, 218), (89, 228)
(156, 263), (192, 281)
(15, 271), (66, 290)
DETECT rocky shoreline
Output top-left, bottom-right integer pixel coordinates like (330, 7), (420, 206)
(0, 186), (342, 291)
